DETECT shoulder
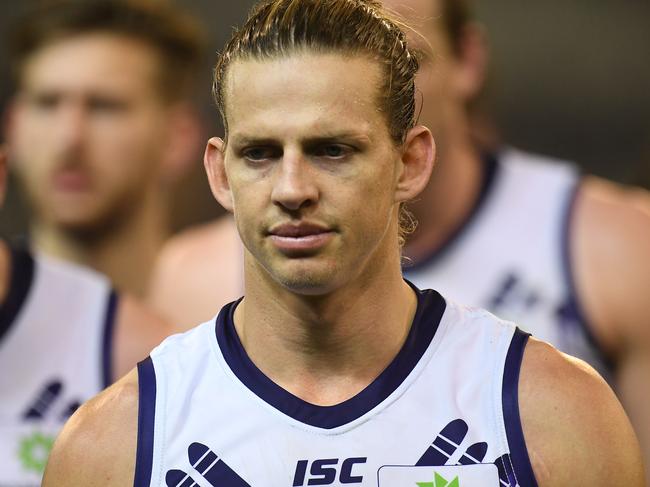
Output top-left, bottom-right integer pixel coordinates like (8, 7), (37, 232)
(43, 369), (139, 486)
(572, 176), (650, 349)
(147, 217), (242, 326)
(113, 294), (175, 380)
(153, 216), (239, 272)
(518, 337), (644, 484)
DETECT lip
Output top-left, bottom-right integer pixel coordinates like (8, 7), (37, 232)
(267, 222), (335, 254)
(52, 168), (92, 192)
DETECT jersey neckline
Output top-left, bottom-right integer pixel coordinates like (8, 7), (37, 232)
(403, 152), (500, 273)
(214, 281), (447, 429)
(0, 244), (35, 344)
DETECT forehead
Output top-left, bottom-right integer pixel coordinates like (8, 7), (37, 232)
(20, 33), (160, 97)
(383, 0), (440, 22)
(224, 53), (389, 141)
(382, 0), (445, 50)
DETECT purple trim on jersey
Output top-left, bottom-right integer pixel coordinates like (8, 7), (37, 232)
(403, 152), (500, 274)
(0, 245), (35, 343)
(215, 281), (446, 429)
(502, 327), (538, 487)
(134, 356), (157, 487)
(102, 290), (119, 388)
(562, 180), (615, 371)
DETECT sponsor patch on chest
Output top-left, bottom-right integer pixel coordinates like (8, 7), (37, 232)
(378, 464), (500, 486)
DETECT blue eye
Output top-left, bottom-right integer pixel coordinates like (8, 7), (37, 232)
(314, 144), (350, 159)
(242, 146), (280, 162)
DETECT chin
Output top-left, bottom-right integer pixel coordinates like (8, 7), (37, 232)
(51, 206), (125, 241)
(268, 260), (344, 296)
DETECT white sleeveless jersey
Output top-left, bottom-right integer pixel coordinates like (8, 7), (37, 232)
(404, 149), (611, 378)
(0, 247), (117, 486)
(135, 286), (538, 487)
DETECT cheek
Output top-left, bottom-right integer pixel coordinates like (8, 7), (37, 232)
(87, 115), (162, 179)
(12, 115), (51, 171)
(335, 169), (396, 233)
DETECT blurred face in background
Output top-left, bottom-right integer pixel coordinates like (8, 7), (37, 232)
(8, 33), (177, 235)
(383, 0), (486, 145)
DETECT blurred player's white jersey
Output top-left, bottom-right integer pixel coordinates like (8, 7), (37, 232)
(0, 247), (117, 487)
(135, 286), (537, 487)
(404, 149), (610, 378)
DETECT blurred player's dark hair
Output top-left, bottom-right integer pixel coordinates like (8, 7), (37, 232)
(442, 0), (473, 55)
(8, 0), (206, 103)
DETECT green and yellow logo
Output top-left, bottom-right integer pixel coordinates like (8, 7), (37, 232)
(417, 471), (460, 487)
(18, 431), (55, 474)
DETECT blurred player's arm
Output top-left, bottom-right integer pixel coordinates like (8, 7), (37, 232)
(574, 176), (650, 477)
(42, 369), (139, 486)
(112, 294), (176, 381)
(146, 216), (242, 327)
(520, 338), (645, 485)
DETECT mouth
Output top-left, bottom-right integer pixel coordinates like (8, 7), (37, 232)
(51, 167), (92, 193)
(267, 222), (335, 254)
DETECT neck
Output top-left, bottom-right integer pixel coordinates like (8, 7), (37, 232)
(32, 191), (168, 297)
(0, 241), (9, 306)
(236, 238), (417, 406)
(404, 122), (484, 262)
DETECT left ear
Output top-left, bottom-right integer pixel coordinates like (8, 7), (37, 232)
(160, 103), (204, 183)
(394, 125), (436, 203)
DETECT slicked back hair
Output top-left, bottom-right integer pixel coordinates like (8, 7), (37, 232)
(213, 0), (420, 145)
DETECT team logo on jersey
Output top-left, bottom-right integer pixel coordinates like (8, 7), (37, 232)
(415, 420), (518, 487)
(16, 379), (82, 475)
(18, 431), (55, 474)
(165, 442), (250, 486)
(487, 273), (541, 321)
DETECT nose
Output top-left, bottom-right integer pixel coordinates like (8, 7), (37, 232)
(53, 102), (87, 153)
(271, 150), (319, 212)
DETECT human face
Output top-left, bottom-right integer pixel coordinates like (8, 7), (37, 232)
(213, 53), (404, 295)
(383, 0), (461, 138)
(9, 34), (172, 233)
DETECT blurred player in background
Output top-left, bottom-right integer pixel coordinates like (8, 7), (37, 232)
(148, 0), (650, 473)
(383, 0), (650, 476)
(43, 1), (643, 484)
(0, 146), (175, 486)
(5, 0), (205, 297)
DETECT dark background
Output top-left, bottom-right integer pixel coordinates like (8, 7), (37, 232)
(1, 0), (649, 237)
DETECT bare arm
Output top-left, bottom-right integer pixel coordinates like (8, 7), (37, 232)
(112, 294), (175, 380)
(573, 176), (650, 478)
(146, 216), (242, 327)
(43, 369), (139, 486)
(520, 338), (645, 485)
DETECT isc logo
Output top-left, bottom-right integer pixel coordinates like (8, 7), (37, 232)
(292, 457), (367, 486)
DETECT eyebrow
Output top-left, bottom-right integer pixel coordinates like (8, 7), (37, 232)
(229, 131), (372, 147)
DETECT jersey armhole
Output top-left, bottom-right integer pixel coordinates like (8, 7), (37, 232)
(561, 179), (616, 372)
(101, 290), (119, 387)
(502, 327), (538, 486)
(134, 356), (157, 487)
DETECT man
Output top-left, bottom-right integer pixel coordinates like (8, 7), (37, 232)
(0, 147), (175, 486)
(45, 1), (643, 485)
(5, 0), (204, 297)
(147, 0), (650, 473)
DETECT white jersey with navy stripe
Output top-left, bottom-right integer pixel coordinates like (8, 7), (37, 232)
(135, 285), (537, 487)
(0, 247), (117, 487)
(404, 149), (610, 379)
